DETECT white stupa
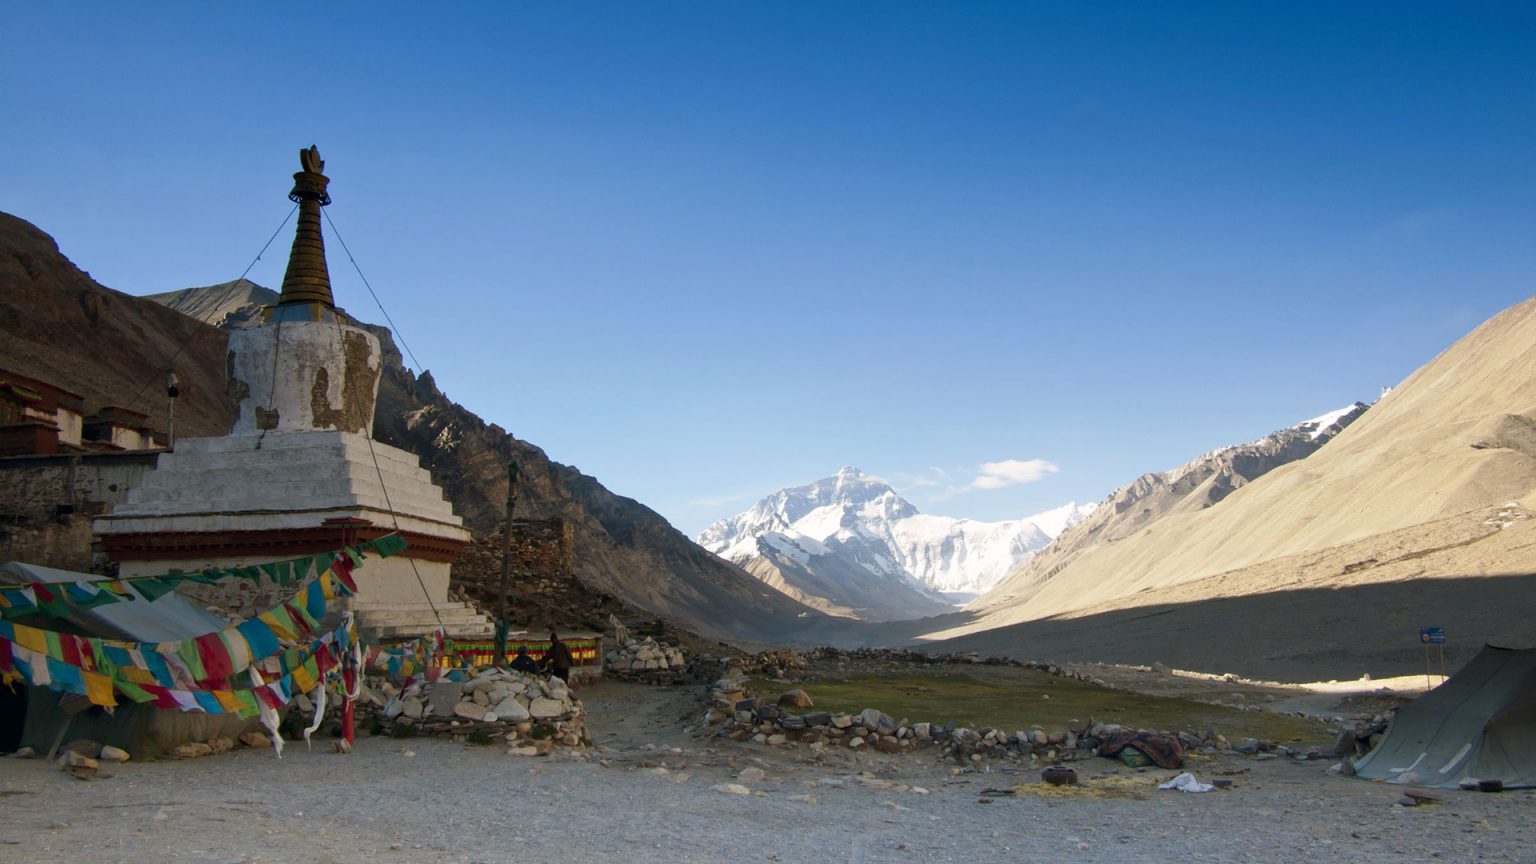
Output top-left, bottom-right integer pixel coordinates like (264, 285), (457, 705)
(94, 147), (490, 640)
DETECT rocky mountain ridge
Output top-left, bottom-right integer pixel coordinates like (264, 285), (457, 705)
(977, 403), (1369, 611)
(0, 211), (827, 645)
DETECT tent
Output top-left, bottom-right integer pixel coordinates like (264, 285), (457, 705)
(1355, 645), (1536, 790)
(1, 561), (259, 759)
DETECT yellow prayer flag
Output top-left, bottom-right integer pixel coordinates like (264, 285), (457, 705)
(213, 690), (243, 713)
(82, 670), (118, 707)
(289, 662), (318, 694)
(12, 624), (47, 655)
(258, 608), (299, 642)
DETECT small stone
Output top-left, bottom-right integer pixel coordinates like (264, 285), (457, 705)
(738, 766), (766, 784)
(207, 737), (235, 754)
(778, 689), (814, 709)
(454, 701), (489, 722)
(712, 783), (751, 795)
(241, 725), (274, 747)
(529, 698), (563, 720)
(402, 698), (425, 720)
(493, 697), (531, 723)
(98, 746), (130, 763)
(427, 682), (463, 717)
(171, 742), (213, 759)
(507, 746), (540, 757)
(63, 739), (102, 758)
(58, 750), (98, 773)
(14, 747), (35, 759)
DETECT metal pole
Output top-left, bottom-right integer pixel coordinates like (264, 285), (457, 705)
(165, 371), (179, 449)
(494, 458), (520, 666)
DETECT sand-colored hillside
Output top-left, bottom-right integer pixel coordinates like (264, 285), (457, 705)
(936, 295), (1536, 639)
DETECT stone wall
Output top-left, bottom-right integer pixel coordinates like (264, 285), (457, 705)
(705, 648), (1363, 769)
(0, 452), (160, 570)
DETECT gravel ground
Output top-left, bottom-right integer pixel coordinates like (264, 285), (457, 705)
(1, 682), (1531, 864)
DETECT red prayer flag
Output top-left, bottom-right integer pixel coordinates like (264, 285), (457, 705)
(194, 632), (234, 682)
(254, 683), (284, 710)
(145, 685), (180, 710)
(330, 554), (358, 593)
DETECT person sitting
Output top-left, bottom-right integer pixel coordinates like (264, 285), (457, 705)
(509, 645), (539, 674)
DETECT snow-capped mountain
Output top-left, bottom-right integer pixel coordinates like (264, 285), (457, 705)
(698, 467), (1094, 620)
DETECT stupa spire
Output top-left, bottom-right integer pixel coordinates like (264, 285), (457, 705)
(275, 145), (335, 310)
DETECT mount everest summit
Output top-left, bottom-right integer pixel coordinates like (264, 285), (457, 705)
(697, 467), (1094, 621)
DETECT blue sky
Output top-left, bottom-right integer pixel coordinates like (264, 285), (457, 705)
(4, 3), (1533, 536)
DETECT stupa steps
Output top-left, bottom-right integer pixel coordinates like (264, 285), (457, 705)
(116, 480), (457, 521)
(348, 600), (486, 613)
(356, 604), (496, 640)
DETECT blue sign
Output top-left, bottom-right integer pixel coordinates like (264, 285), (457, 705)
(1420, 627), (1446, 644)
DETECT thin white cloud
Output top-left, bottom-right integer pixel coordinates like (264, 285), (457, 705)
(969, 459), (1059, 490)
(888, 466), (949, 489)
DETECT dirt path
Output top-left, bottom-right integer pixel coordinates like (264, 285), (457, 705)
(581, 680), (708, 752)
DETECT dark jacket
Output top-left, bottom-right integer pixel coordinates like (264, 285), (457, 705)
(543, 640), (574, 672)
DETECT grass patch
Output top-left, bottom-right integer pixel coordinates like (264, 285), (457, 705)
(750, 668), (1328, 744)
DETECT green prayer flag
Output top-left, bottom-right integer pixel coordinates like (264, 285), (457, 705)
(114, 680), (155, 703)
(178, 640), (207, 681)
(132, 579), (178, 602)
(36, 594), (72, 619)
(365, 533), (408, 558)
(235, 690), (260, 718)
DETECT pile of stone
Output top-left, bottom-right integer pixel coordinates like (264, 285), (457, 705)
(370, 666), (589, 750)
(604, 636), (688, 682)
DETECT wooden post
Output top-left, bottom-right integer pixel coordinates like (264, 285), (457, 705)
(494, 458), (519, 666)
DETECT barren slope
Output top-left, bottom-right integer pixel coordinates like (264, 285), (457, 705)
(980, 405), (1366, 614)
(0, 212), (231, 438)
(934, 295), (1536, 638)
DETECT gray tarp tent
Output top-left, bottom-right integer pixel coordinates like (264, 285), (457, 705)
(1355, 645), (1536, 789)
(1, 561), (258, 759)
